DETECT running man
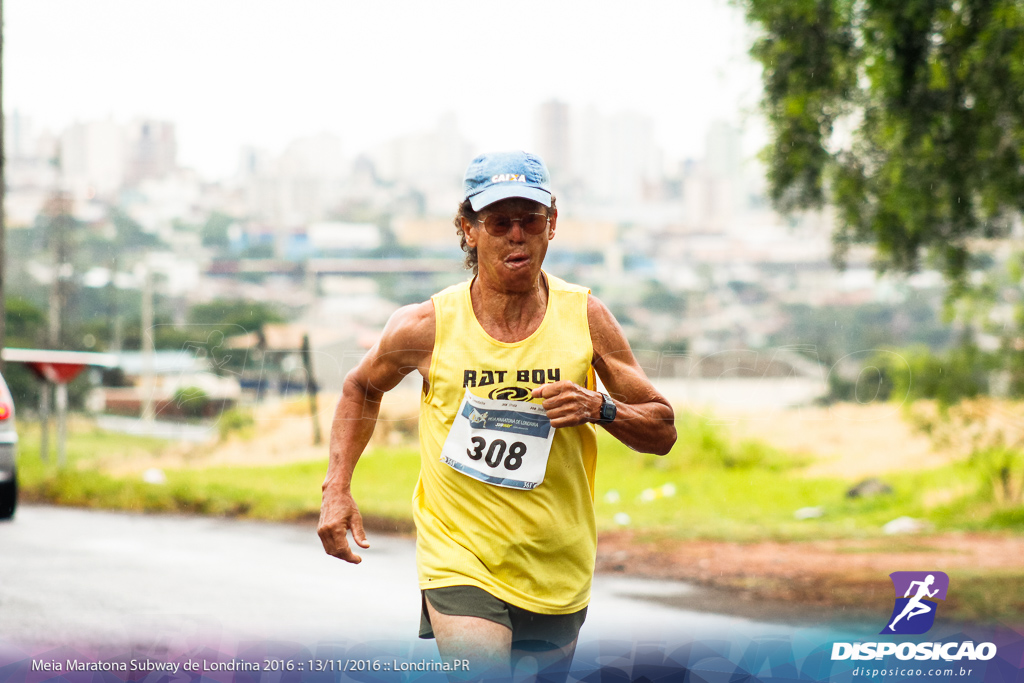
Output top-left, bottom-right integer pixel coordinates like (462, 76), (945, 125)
(318, 151), (677, 681)
(889, 574), (939, 631)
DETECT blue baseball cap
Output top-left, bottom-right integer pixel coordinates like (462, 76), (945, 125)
(463, 151), (552, 211)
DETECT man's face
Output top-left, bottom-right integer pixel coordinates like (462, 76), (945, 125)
(463, 197), (556, 291)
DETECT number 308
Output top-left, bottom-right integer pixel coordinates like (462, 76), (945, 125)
(466, 437), (525, 470)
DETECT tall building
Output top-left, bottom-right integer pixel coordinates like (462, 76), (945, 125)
(570, 107), (662, 205)
(681, 120), (745, 232)
(278, 132), (347, 224)
(237, 133), (347, 227)
(534, 100), (571, 186)
(237, 146), (273, 178)
(59, 119), (126, 198)
(126, 119), (178, 184)
(5, 110), (35, 162)
(705, 120), (742, 180)
(368, 113), (472, 215)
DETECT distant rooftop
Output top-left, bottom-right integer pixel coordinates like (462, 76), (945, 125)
(114, 350), (209, 375)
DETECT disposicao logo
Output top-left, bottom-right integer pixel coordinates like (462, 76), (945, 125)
(831, 571), (998, 663)
(882, 571), (949, 635)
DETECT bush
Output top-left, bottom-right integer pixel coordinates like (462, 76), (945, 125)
(218, 407), (255, 441)
(172, 386), (209, 419)
(867, 344), (993, 406)
(907, 398), (1024, 505)
(971, 447), (1023, 504)
(672, 412), (806, 471)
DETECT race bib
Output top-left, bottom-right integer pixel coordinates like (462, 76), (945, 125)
(439, 389), (554, 490)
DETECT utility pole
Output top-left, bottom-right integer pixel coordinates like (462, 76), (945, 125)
(301, 334), (322, 446)
(48, 202), (69, 350)
(39, 129), (71, 460)
(0, 0), (6, 372)
(39, 193), (70, 463)
(49, 194), (72, 468)
(140, 266), (155, 424)
(108, 255), (122, 352)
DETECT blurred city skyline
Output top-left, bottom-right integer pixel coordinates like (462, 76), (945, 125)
(7, 0), (765, 180)
(2, 1), (969, 414)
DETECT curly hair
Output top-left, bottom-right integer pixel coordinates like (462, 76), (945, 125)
(454, 196), (557, 275)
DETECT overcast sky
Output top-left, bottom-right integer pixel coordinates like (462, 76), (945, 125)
(6, 0), (765, 180)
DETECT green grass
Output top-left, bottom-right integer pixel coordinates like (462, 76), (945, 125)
(13, 412), (1024, 540)
(17, 426), (420, 526)
(14, 411), (1024, 625)
(591, 429), (1006, 540)
(17, 420), (171, 465)
(160, 447), (423, 524)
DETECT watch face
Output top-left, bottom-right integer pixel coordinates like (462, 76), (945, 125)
(601, 397), (616, 422)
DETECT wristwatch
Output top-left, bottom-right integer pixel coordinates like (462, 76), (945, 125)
(597, 393), (617, 424)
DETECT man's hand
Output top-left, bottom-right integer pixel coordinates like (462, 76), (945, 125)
(531, 380), (602, 428)
(317, 486), (370, 564)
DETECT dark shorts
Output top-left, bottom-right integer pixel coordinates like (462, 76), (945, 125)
(419, 585), (588, 652)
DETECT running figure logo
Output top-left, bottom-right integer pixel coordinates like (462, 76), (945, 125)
(468, 409), (489, 428)
(881, 571), (950, 635)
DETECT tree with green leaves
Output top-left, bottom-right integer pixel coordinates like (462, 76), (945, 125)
(740, 0), (1024, 296)
(188, 300), (285, 334)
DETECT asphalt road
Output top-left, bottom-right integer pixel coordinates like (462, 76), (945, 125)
(0, 505), (793, 655)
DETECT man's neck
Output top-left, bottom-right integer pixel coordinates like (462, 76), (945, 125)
(470, 271), (549, 343)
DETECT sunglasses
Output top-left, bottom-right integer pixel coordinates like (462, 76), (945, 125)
(475, 212), (550, 237)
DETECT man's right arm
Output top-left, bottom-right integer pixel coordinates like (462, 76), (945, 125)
(317, 301), (434, 564)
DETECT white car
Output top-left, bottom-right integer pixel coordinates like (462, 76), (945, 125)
(0, 372), (17, 519)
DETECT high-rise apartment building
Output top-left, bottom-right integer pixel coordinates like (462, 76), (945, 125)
(60, 119), (126, 198)
(534, 100), (571, 186)
(705, 120), (742, 180)
(682, 120), (745, 232)
(237, 133), (347, 228)
(5, 110), (35, 162)
(126, 119), (178, 184)
(569, 107), (662, 205)
(368, 113), (472, 215)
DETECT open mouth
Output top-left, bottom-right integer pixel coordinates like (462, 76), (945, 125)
(505, 254), (530, 267)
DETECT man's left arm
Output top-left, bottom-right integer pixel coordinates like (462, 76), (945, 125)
(531, 294), (677, 455)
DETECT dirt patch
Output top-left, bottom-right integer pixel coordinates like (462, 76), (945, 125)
(721, 403), (953, 479)
(596, 531), (1024, 625)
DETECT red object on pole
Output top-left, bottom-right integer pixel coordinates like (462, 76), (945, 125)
(1, 348), (120, 467)
(24, 362), (87, 384)
(0, 348), (118, 378)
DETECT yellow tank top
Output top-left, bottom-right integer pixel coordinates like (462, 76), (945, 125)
(414, 272), (598, 614)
